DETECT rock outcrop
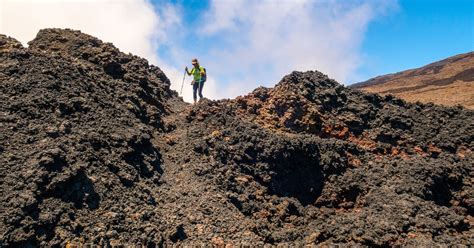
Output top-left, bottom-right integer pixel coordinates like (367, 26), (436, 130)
(1, 29), (472, 246)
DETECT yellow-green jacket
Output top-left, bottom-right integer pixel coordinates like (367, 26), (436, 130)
(187, 66), (205, 81)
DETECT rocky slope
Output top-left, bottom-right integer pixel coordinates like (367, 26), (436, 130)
(1, 29), (473, 246)
(351, 52), (474, 109)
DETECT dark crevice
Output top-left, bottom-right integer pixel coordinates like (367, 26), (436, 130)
(44, 169), (100, 210)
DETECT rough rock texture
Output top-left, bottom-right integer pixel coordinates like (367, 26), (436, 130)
(1, 29), (175, 246)
(1, 29), (473, 246)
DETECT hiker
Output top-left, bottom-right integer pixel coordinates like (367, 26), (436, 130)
(185, 58), (206, 104)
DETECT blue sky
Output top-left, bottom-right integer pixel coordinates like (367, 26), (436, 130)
(149, 0), (473, 97)
(2, 0), (472, 101)
(358, 0), (474, 81)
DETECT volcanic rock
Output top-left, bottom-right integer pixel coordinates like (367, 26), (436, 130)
(0, 29), (472, 246)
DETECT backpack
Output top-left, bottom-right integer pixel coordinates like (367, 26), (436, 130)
(201, 67), (207, 82)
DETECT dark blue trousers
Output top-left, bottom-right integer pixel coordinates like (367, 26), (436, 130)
(193, 79), (205, 101)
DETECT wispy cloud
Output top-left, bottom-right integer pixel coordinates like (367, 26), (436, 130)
(0, 0), (202, 100)
(0, 0), (398, 102)
(197, 0), (398, 98)
(1, 0), (163, 62)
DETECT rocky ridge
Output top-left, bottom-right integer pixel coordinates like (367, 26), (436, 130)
(0, 29), (473, 246)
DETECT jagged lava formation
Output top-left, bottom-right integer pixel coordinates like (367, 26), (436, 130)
(1, 29), (473, 246)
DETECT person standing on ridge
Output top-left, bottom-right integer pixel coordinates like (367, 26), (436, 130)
(185, 58), (206, 104)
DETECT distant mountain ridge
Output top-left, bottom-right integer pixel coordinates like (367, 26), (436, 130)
(351, 52), (474, 109)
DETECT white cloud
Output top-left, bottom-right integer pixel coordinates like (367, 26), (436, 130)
(1, 0), (161, 61)
(199, 0), (398, 98)
(0, 0), (399, 102)
(0, 0), (202, 101)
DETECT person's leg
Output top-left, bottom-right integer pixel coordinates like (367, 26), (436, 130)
(193, 81), (198, 103)
(199, 80), (205, 100)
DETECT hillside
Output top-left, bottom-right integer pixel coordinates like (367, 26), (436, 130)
(351, 52), (474, 109)
(1, 29), (473, 246)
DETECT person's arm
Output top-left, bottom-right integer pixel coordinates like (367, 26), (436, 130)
(199, 67), (206, 76)
(186, 67), (192, 76)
